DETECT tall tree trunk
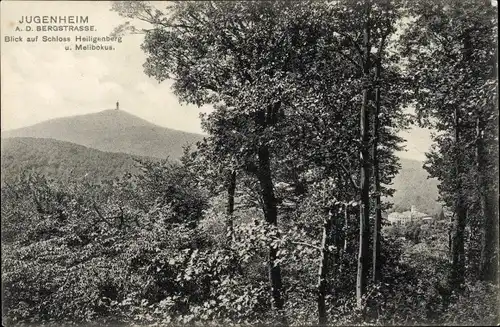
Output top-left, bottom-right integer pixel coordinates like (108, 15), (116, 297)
(479, 14), (499, 283)
(256, 144), (286, 325)
(317, 209), (335, 326)
(226, 170), (237, 242)
(333, 208), (342, 268)
(371, 56), (382, 285)
(477, 119), (498, 282)
(450, 105), (467, 288)
(450, 30), (474, 289)
(448, 215), (453, 258)
(344, 204), (349, 252)
(356, 0), (372, 311)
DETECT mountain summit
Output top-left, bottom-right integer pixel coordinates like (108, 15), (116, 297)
(1, 109), (204, 160)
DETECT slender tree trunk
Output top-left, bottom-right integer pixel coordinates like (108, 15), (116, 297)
(256, 144), (286, 325)
(371, 57), (382, 285)
(356, 1), (372, 311)
(333, 208), (342, 268)
(317, 209), (335, 326)
(448, 215), (453, 258)
(226, 170), (237, 242)
(253, 101), (286, 324)
(477, 119), (498, 282)
(479, 16), (499, 283)
(450, 105), (467, 289)
(344, 204), (349, 252)
(338, 204), (349, 276)
(450, 31), (474, 289)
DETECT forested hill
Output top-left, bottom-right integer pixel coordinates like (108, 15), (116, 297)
(0, 137), (146, 184)
(1, 109), (204, 160)
(1, 136), (441, 214)
(389, 158), (441, 215)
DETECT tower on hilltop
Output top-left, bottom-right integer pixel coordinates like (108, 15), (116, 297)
(116, 101), (119, 110)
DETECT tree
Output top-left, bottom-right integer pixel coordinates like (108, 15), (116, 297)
(111, 1), (334, 322)
(401, 0), (498, 287)
(324, 0), (407, 311)
(269, 2), (409, 320)
(357, 1), (373, 311)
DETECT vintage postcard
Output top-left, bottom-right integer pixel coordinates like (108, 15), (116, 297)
(1, 1), (498, 326)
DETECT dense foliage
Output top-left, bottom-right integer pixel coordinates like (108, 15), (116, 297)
(2, 0), (498, 326)
(1, 137), (142, 185)
(3, 160), (497, 326)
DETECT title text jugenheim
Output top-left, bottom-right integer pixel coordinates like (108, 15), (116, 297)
(18, 16), (89, 24)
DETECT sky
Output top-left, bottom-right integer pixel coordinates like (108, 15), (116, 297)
(0, 1), (433, 161)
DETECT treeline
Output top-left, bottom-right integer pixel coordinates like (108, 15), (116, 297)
(2, 0), (498, 326)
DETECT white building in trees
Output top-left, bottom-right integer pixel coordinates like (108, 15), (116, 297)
(388, 205), (433, 225)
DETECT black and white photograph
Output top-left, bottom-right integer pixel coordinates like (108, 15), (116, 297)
(1, 1), (498, 326)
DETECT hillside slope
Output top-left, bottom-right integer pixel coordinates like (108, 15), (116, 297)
(1, 137), (145, 184)
(388, 158), (441, 215)
(1, 137), (441, 215)
(1, 110), (204, 160)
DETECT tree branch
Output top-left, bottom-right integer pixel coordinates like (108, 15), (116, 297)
(330, 45), (364, 71)
(340, 162), (361, 190)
